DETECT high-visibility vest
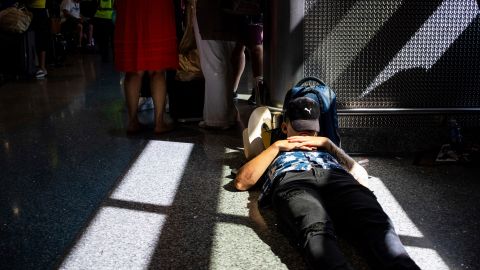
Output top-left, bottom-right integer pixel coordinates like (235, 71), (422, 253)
(27, 0), (46, 9)
(94, 0), (114, 20)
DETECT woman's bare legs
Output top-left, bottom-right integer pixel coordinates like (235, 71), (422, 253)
(149, 70), (173, 134)
(124, 71), (144, 133)
(76, 22), (83, 47)
(250, 44), (263, 80)
(231, 43), (246, 94)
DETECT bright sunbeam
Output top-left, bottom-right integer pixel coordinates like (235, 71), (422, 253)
(369, 176), (423, 237)
(59, 207), (167, 270)
(362, 0), (480, 97)
(59, 141), (195, 269)
(369, 176), (450, 270)
(311, 0), (403, 84)
(110, 141), (194, 205)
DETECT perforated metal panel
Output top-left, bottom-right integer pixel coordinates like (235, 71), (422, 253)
(338, 113), (480, 128)
(304, 0), (480, 109)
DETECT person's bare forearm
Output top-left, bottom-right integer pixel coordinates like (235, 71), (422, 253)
(327, 142), (355, 169)
(327, 141), (369, 187)
(234, 144), (280, 191)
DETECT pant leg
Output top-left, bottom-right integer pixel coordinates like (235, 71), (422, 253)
(272, 171), (353, 270)
(94, 18), (113, 60)
(192, 8), (237, 127)
(317, 168), (420, 270)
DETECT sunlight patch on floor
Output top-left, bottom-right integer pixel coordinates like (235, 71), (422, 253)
(110, 141), (194, 206)
(405, 246), (451, 270)
(369, 176), (450, 270)
(60, 141), (195, 269)
(209, 222), (288, 270)
(369, 176), (423, 237)
(59, 207), (166, 270)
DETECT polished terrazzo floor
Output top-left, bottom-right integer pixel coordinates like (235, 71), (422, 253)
(1, 54), (479, 270)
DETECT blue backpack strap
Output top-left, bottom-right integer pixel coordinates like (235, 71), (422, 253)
(294, 76), (324, 87)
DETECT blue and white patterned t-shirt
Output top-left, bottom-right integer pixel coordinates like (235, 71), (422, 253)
(258, 150), (345, 205)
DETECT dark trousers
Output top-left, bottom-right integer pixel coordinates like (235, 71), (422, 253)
(28, 8), (50, 52)
(93, 17), (114, 61)
(271, 168), (420, 270)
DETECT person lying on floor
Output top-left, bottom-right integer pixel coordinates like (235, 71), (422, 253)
(234, 96), (420, 270)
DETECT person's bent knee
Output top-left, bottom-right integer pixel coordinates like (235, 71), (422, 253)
(250, 44), (263, 56)
(148, 70), (166, 77)
(125, 71), (145, 79)
(304, 230), (352, 270)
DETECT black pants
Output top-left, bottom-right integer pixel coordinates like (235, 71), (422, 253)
(271, 168), (420, 270)
(28, 8), (50, 52)
(93, 17), (114, 61)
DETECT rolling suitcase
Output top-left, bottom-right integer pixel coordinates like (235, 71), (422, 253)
(49, 33), (67, 66)
(18, 30), (36, 78)
(0, 30), (36, 78)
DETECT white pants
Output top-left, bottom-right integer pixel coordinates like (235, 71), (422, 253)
(193, 8), (237, 127)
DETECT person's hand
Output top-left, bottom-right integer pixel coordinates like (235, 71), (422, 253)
(272, 139), (316, 152)
(286, 136), (331, 150)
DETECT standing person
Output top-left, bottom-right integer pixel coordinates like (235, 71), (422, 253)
(114, 0), (178, 134)
(26, 0), (50, 79)
(235, 97), (420, 270)
(231, 14), (263, 104)
(193, 0), (243, 129)
(60, 0), (94, 48)
(93, 0), (114, 62)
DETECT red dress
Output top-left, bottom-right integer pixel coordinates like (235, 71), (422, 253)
(114, 0), (178, 72)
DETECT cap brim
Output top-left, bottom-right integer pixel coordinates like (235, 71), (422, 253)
(291, 119), (319, 132)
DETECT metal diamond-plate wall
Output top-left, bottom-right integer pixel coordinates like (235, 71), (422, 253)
(304, 0), (480, 109)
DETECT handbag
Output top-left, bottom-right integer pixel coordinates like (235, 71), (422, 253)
(176, 1), (202, 81)
(0, 3), (33, 33)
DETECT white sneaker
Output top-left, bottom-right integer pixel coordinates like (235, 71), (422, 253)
(35, 69), (47, 79)
(138, 97), (154, 111)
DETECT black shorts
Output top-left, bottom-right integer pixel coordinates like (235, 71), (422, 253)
(239, 15), (263, 46)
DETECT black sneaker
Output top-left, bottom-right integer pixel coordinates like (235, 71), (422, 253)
(248, 89), (256, 105)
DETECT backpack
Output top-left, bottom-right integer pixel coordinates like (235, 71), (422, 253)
(279, 77), (341, 146)
(242, 77), (341, 160)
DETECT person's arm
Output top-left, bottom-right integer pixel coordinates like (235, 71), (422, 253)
(234, 143), (280, 191)
(287, 136), (369, 187)
(62, 7), (76, 19)
(61, 1), (70, 17)
(62, 8), (71, 18)
(234, 139), (312, 191)
(326, 141), (369, 187)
